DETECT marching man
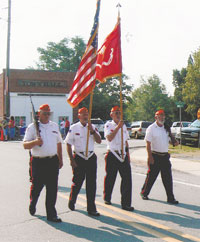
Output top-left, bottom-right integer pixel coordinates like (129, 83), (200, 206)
(65, 107), (101, 216)
(140, 109), (179, 204)
(23, 104), (63, 222)
(104, 106), (134, 211)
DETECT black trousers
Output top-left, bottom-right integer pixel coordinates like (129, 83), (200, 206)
(141, 153), (175, 201)
(29, 151), (33, 182)
(69, 153), (97, 212)
(103, 152), (132, 207)
(30, 155), (59, 218)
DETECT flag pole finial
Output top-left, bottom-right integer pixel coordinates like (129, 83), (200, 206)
(116, 3), (121, 20)
(116, 3), (121, 8)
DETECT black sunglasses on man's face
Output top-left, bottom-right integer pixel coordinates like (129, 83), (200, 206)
(42, 112), (50, 116)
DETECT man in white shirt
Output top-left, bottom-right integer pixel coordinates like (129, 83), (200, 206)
(23, 104), (63, 222)
(104, 106), (134, 211)
(140, 109), (179, 204)
(65, 107), (101, 216)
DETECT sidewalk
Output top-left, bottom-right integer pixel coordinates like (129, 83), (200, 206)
(130, 147), (200, 176)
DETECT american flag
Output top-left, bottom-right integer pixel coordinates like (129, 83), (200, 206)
(67, 0), (101, 108)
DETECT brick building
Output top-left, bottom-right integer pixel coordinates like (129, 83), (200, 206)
(0, 69), (78, 126)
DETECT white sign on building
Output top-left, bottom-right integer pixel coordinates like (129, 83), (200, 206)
(10, 93), (72, 127)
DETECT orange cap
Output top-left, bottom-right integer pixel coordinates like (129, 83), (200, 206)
(78, 107), (88, 114)
(111, 106), (120, 112)
(39, 104), (50, 112)
(155, 109), (165, 116)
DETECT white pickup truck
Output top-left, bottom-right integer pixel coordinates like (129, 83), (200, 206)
(91, 118), (104, 139)
(171, 121), (191, 136)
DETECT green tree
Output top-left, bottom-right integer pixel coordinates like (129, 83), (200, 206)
(172, 68), (187, 102)
(182, 48), (200, 119)
(80, 76), (133, 121)
(36, 37), (86, 71)
(126, 75), (173, 123)
(172, 68), (192, 121)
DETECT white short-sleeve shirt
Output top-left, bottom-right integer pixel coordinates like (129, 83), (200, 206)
(145, 122), (170, 153)
(104, 120), (129, 155)
(23, 121), (62, 157)
(65, 121), (100, 157)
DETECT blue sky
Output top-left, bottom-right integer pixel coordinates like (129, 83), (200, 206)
(0, 0), (200, 94)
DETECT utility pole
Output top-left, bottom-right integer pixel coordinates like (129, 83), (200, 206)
(5, 0), (11, 117)
(176, 101), (184, 148)
(179, 106), (182, 149)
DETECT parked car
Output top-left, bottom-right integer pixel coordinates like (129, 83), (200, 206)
(124, 121), (132, 137)
(91, 118), (104, 138)
(14, 126), (27, 141)
(171, 121), (191, 136)
(176, 119), (200, 146)
(131, 121), (152, 139)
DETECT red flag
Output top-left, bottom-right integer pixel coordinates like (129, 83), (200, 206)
(67, 0), (101, 108)
(96, 20), (122, 83)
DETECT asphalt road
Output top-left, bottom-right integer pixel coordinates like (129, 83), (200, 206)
(0, 139), (200, 242)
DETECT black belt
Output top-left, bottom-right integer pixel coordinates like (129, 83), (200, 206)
(33, 154), (57, 159)
(79, 151), (93, 155)
(152, 151), (168, 156)
(73, 151), (93, 157)
(115, 150), (122, 156)
(108, 150), (123, 157)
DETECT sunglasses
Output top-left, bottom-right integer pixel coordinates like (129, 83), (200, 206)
(115, 111), (121, 115)
(42, 112), (51, 116)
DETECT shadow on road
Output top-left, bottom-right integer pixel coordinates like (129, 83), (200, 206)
(58, 186), (101, 198)
(149, 198), (200, 214)
(135, 199), (200, 230)
(105, 201), (200, 236)
(36, 210), (155, 242)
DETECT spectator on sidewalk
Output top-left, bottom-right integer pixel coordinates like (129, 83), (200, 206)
(64, 117), (70, 136)
(0, 120), (3, 141)
(0, 120), (3, 130)
(20, 117), (24, 127)
(2, 114), (9, 141)
(60, 118), (65, 138)
(9, 116), (15, 140)
(140, 109), (179, 204)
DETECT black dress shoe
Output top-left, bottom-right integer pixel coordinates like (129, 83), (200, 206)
(140, 192), (149, 200)
(167, 199), (179, 205)
(88, 211), (100, 216)
(29, 204), (36, 216)
(47, 216), (62, 222)
(68, 200), (75, 211)
(104, 200), (112, 205)
(122, 206), (134, 211)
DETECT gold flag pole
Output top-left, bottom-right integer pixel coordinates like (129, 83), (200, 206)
(86, 90), (94, 157)
(119, 74), (124, 160)
(117, 3), (124, 160)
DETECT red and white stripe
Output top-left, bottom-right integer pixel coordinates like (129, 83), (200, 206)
(67, 45), (97, 107)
